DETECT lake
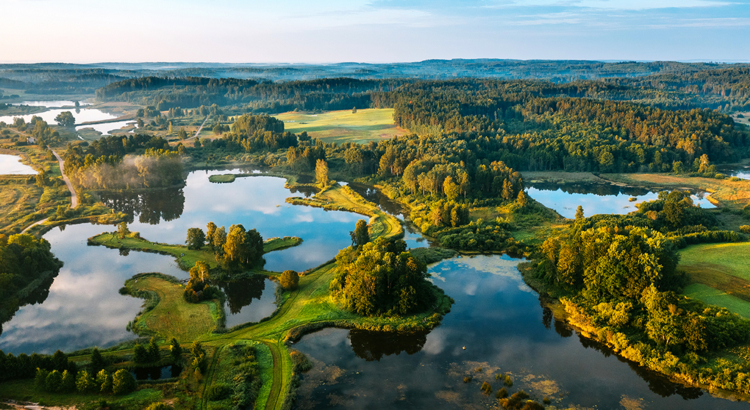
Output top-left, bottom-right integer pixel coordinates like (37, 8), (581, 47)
(0, 170), (361, 354)
(0, 100), (130, 136)
(293, 255), (746, 410)
(0, 154), (37, 175)
(527, 182), (715, 219)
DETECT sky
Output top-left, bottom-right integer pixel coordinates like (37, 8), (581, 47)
(1, 0), (749, 63)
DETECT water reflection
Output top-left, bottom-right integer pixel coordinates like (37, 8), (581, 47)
(294, 255), (745, 410)
(98, 188), (185, 224)
(527, 182), (715, 219)
(0, 106), (117, 126)
(130, 364), (182, 380)
(221, 277), (278, 328)
(0, 154), (37, 175)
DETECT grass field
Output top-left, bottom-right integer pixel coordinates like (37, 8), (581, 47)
(128, 274), (218, 341)
(274, 108), (406, 144)
(679, 242), (750, 317)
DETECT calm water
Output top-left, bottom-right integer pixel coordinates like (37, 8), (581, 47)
(0, 106), (117, 127)
(293, 255), (745, 410)
(77, 120), (136, 136)
(527, 182), (715, 219)
(0, 170), (360, 354)
(130, 364), (182, 380)
(0, 154), (37, 175)
(723, 166), (750, 180)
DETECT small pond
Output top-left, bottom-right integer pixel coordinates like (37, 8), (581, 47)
(0, 154), (37, 175)
(222, 278), (279, 329)
(76, 120), (137, 136)
(527, 182), (715, 219)
(293, 255), (745, 410)
(0, 106), (117, 127)
(130, 364), (183, 380)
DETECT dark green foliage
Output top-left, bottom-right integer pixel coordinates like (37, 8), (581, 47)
(330, 237), (435, 316)
(54, 111), (75, 127)
(0, 234), (63, 338)
(90, 347), (105, 373)
(61, 370), (76, 393)
(221, 224), (264, 270)
(496, 387), (508, 398)
(280, 270), (299, 291)
(112, 369), (136, 395)
(186, 228), (206, 250)
(184, 261), (221, 303)
(208, 383), (232, 401)
(289, 350), (313, 373)
(351, 219), (370, 247)
(145, 403), (171, 410)
(133, 344), (148, 363)
(45, 370), (62, 392)
(148, 337), (160, 362)
(170, 338), (182, 362)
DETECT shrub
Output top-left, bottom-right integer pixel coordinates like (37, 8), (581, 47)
(146, 404), (172, 410)
(496, 387), (508, 399)
(480, 381), (492, 395)
(280, 270), (300, 291)
(45, 370), (62, 392)
(112, 369), (136, 395)
(290, 350), (313, 373)
(740, 225), (750, 234)
(207, 383), (232, 401)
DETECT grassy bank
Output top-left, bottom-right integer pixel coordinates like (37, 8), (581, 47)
(679, 242), (750, 317)
(273, 108), (406, 145)
(125, 273), (220, 340)
(286, 184), (403, 240)
(88, 232), (302, 271)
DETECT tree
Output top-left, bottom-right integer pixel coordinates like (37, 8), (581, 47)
(95, 369), (109, 391)
(46, 370), (63, 392)
(168, 122), (173, 135)
(516, 190), (528, 207)
(112, 369), (136, 395)
(133, 344), (148, 363)
(223, 225), (263, 269)
(61, 370), (76, 393)
(350, 219), (369, 247)
(575, 206), (584, 221)
(206, 222), (217, 249)
(90, 347), (105, 373)
(76, 370), (96, 393)
(280, 270), (299, 290)
(178, 128), (188, 140)
(186, 227), (206, 250)
(315, 159), (329, 187)
(148, 337), (160, 362)
(443, 176), (460, 201)
(212, 226), (227, 250)
(170, 338), (182, 362)
(54, 111), (75, 128)
(35, 368), (49, 390)
(117, 222), (130, 239)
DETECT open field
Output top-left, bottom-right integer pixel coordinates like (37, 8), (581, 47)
(127, 274), (219, 341)
(274, 108), (407, 144)
(679, 242), (750, 317)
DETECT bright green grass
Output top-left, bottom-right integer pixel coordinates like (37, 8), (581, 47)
(274, 108), (406, 144)
(679, 242), (750, 282)
(683, 283), (750, 318)
(254, 342), (274, 410)
(0, 379), (162, 408)
(208, 174), (236, 183)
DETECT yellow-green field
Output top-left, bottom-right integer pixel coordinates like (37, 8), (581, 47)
(679, 242), (750, 317)
(129, 275), (219, 341)
(273, 108), (406, 144)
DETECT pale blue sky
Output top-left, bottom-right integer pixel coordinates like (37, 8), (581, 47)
(1, 0), (748, 63)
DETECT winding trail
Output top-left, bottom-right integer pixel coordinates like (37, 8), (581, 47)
(21, 149), (76, 234)
(188, 116), (209, 140)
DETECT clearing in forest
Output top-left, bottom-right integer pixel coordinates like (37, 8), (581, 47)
(274, 108), (406, 144)
(679, 242), (750, 318)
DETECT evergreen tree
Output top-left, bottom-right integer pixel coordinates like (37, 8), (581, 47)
(148, 337), (160, 362)
(170, 338), (182, 362)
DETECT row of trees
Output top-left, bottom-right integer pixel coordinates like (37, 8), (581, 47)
(36, 367), (136, 395)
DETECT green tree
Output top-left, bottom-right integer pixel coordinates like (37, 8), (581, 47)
(117, 222), (130, 239)
(223, 224), (263, 269)
(575, 206), (584, 221)
(443, 176), (460, 201)
(35, 368), (50, 390)
(90, 347), (105, 373)
(212, 226), (227, 251)
(186, 227), (206, 250)
(315, 159), (329, 187)
(178, 128), (188, 140)
(54, 111), (75, 128)
(61, 370), (76, 393)
(112, 369), (136, 395)
(206, 222), (217, 249)
(280, 270), (299, 290)
(351, 219), (369, 247)
(148, 337), (160, 362)
(45, 370), (63, 392)
(133, 343), (148, 363)
(170, 338), (182, 362)
(76, 370), (96, 393)
(95, 369), (109, 391)
(516, 190), (528, 207)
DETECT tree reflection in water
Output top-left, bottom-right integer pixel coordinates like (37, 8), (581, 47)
(98, 188), (185, 225)
(348, 329), (428, 362)
(220, 275), (267, 315)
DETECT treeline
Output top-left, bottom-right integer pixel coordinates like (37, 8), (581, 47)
(96, 77), (403, 113)
(0, 234), (63, 336)
(0, 349), (75, 383)
(63, 135), (183, 190)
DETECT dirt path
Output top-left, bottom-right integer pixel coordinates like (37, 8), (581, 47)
(189, 116), (210, 140)
(22, 149), (76, 233)
(52, 149), (77, 208)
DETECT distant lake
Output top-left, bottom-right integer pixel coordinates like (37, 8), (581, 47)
(527, 182), (715, 219)
(0, 154), (37, 175)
